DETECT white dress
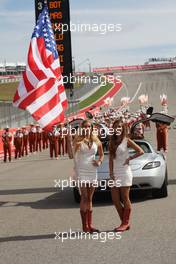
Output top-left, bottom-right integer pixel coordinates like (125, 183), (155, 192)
(113, 137), (133, 187)
(74, 141), (98, 183)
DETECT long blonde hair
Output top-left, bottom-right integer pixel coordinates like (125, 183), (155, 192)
(73, 120), (101, 151)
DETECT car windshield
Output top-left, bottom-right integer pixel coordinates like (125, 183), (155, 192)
(129, 141), (152, 154)
(97, 140), (152, 155)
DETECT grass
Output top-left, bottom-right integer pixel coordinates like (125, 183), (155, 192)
(0, 82), (19, 101)
(0, 80), (82, 102)
(0, 81), (113, 113)
(74, 82), (82, 89)
(79, 82), (113, 109)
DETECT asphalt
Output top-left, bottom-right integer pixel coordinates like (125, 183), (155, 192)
(0, 69), (176, 264)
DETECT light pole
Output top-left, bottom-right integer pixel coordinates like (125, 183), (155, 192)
(87, 59), (91, 73)
(77, 58), (90, 72)
(72, 57), (76, 74)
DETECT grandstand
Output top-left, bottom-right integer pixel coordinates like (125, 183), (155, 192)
(93, 62), (176, 74)
(0, 62), (26, 76)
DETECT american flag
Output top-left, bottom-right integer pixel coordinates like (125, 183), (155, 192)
(13, 7), (68, 130)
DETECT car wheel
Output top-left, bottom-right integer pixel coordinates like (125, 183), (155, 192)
(73, 187), (80, 203)
(152, 176), (168, 199)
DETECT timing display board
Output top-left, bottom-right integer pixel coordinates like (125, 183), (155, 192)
(35, 0), (73, 90)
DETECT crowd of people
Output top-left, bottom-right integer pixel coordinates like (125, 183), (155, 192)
(1, 123), (68, 163)
(88, 107), (169, 153)
(1, 106), (169, 163)
(1, 105), (170, 233)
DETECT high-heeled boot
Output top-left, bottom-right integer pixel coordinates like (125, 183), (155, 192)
(114, 208), (131, 232)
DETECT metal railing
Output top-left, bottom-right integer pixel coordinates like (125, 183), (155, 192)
(0, 82), (99, 128)
(0, 100), (80, 128)
(0, 102), (34, 129)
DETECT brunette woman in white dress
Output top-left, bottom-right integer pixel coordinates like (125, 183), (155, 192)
(73, 120), (104, 233)
(109, 119), (144, 232)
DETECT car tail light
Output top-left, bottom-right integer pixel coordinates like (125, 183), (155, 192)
(142, 161), (161, 170)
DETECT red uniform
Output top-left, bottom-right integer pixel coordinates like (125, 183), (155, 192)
(14, 130), (23, 159)
(29, 126), (37, 153)
(36, 126), (42, 152)
(42, 130), (49, 150)
(22, 128), (29, 156)
(48, 128), (59, 159)
(58, 136), (65, 156)
(58, 125), (66, 156)
(2, 129), (12, 162)
(156, 123), (168, 152)
(64, 125), (68, 154)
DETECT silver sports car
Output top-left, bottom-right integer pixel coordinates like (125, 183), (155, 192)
(73, 139), (168, 202)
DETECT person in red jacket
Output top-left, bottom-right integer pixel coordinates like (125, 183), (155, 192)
(42, 130), (49, 150)
(2, 126), (12, 162)
(22, 126), (29, 156)
(64, 123), (68, 155)
(58, 123), (66, 156)
(14, 128), (23, 159)
(29, 124), (37, 154)
(48, 125), (59, 159)
(36, 124), (42, 152)
(156, 122), (168, 152)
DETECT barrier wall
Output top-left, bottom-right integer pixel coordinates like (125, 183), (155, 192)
(93, 63), (176, 73)
(0, 102), (34, 129)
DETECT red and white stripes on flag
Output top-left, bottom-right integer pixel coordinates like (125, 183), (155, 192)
(13, 8), (68, 130)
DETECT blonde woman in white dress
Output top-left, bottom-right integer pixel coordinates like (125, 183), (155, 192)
(109, 119), (144, 232)
(73, 120), (104, 233)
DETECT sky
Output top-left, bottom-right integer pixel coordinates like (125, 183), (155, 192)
(0, 0), (176, 70)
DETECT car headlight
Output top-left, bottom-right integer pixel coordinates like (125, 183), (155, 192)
(142, 161), (161, 170)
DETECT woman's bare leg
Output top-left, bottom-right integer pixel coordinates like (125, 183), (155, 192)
(87, 185), (95, 211)
(114, 187), (131, 232)
(120, 187), (131, 209)
(80, 185), (88, 212)
(111, 187), (124, 220)
(79, 184), (89, 232)
(87, 185), (99, 232)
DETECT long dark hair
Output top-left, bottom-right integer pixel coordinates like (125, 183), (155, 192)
(109, 119), (127, 159)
